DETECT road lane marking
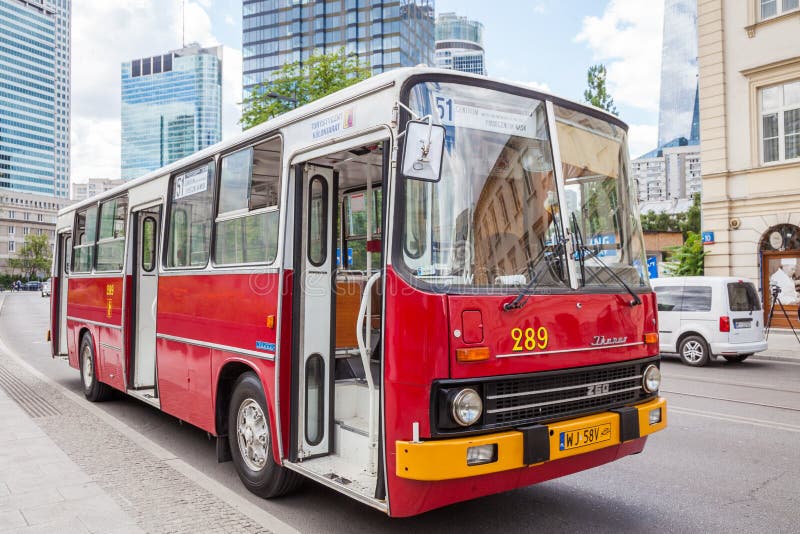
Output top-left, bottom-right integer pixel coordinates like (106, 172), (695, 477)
(662, 389), (799, 412)
(664, 373), (800, 394)
(670, 406), (800, 433)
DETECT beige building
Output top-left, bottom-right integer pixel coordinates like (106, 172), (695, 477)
(699, 0), (800, 327)
(0, 191), (71, 276)
(72, 178), (126, 202)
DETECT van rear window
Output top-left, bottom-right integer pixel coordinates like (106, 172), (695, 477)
(727, 282), (761, 311)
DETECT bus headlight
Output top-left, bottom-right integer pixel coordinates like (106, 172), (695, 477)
(642, 365), (661, 393)
(450, 388), (483, 427)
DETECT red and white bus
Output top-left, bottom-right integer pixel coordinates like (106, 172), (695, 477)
(50, 67), (666, 517)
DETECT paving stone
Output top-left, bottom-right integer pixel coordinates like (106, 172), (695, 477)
(0, 509), (26, 531)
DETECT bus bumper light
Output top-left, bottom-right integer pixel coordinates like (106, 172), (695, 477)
(649, 407), (662, 425)
(466, 444), (497, 466)
(396, 397), (667, 481)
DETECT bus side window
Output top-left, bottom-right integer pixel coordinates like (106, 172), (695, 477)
(166, 162), (215, 269)
(72, 205), (98, 273)
(96, 196), (127, 272)
(214, 136), (281, 265)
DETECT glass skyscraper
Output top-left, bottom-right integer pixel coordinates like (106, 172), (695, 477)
(434, 12), (486, 76)
(0, 0), (57, 196)
(121, 44), (222, 181)
(242, 0), (435, 97)
(657, 0), (699, 148)
(53, 0), (70, 199)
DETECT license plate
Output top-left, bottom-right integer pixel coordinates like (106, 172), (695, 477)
(559, 423), (612, 451)
(734, 319), (751, 328)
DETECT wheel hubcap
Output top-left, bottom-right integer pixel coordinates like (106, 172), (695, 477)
(237, 399), (268, 471)
(683, 341), (703, 363)
(81, 345), (93, 389)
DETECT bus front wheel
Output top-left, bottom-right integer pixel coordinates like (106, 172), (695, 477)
(228, 372), (302, 498)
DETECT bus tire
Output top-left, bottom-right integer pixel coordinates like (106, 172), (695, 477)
(678, 335), (710, 367)
(228, 372), (302, 498)
(79, 333), (113, 402)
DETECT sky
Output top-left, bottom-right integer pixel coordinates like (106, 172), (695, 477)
(71, 0), (664, 181)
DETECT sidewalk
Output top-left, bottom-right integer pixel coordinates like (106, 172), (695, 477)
(759, 329), (800, 362)
(0, 387), (142, 533)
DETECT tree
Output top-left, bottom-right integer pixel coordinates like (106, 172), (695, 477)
(583, 64), (618, 116)
(8, 234), (52, 280)
(241, 48), (371, 129)
(681, 193), (701, 236)
(664, 231), (706, 276)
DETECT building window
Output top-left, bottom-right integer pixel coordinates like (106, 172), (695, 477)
(761, 0), (800, 20)
(8, 240), (14, 253)
(761, 80), (800, 163)
(8, 226), (14, 235)
(23, 227), (29, 235)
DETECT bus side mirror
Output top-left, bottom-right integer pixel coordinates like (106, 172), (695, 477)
(401, 120), (445, 182)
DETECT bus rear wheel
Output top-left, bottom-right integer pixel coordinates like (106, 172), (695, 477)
(79, 334), (112, 402)
(228, 372), (302, 498)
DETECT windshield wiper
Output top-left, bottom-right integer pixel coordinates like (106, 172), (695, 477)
(503, 238), (567, 311)
(570, 213), (642, 307)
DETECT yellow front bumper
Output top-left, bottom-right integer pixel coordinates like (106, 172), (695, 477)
(396, 397), (667, 481)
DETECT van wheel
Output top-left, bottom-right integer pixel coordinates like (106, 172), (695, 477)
(79, 334), (113, 402)
(723, 354), (750, 363)
(228, 372), (302, 498)
(679, 335), (710, 367)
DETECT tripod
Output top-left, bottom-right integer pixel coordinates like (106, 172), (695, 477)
(765, 285), (800, 342)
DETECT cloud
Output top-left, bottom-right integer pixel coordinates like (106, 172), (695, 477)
(71, 1), (240, 181)
(574, 0), (664, 112)
(222, 46), (243, 139)
(627, 123), (658, 159)
(499, 78), (552, 94)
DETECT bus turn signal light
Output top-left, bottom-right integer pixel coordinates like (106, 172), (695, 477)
(456, 347), (490, 362)
(644, 332), (659, 344)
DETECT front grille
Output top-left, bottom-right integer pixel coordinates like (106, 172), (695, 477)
(432, 358), (658, 435)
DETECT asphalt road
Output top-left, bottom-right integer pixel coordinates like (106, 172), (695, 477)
(2, 291), (799, 533)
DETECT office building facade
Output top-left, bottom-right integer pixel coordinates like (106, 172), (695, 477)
(72, 177), (125, 202)
(242, 0), (435, 97)
(1, 0), (59, 196)
(434, 12), (486, 76)
(0, 189), (70, 275)
(633, 146), (701, 203)
(699, 0), (800, 326)
(121, 44), (222, 181)
(53, 0), (70, 199)
(657, 0), (699, 148)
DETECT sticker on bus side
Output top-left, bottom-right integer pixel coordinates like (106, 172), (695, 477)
(255, 341), (276, 352)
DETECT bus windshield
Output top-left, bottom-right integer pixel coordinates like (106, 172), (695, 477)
(401, 81), (646, 290)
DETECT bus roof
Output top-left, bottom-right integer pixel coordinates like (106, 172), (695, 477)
(62, 66), (627, 216)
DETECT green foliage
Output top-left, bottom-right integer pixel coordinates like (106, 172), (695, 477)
(684, 193), (701, 235)
(241, 48), (370, 129)
(664, 231), (706, 276)
(7, 234), (52, 281)
(583, 64), (618, 116)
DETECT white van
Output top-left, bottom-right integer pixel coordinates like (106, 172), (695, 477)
(651, 276), (767, 366)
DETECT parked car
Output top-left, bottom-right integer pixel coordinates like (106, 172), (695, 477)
(22, 281), (41, 291)
(651, 276), (767, 366)
(41, 279), (51, 297)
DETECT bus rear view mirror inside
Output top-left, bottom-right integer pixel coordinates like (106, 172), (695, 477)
(401, 120), (445, 182)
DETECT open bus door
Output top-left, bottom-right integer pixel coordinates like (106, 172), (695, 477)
(52, 231), (71, 357)
(294, 164), (335, 458)
(129, 205), (161, 402)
